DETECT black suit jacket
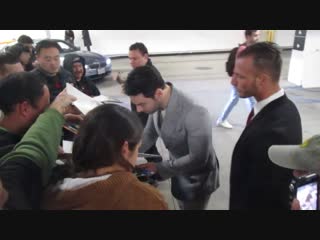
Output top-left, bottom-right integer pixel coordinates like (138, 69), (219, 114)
(229, 95), (302, 209)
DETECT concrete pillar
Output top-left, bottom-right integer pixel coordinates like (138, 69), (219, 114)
(288, 30), (320, 88)
(266, 30), (276, 42)
(45, 30), (51, 39)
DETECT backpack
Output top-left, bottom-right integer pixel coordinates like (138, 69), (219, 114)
(225, 47), (239, 77)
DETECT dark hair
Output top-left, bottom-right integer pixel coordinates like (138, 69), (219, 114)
(129, 42), (149, 55)
(35, 39), (61, 55)
(7, 43), (31, 58)
(0, 52), (20, 76)
(0, 72), (45, 114)
(245, 30), (258, 37)
(62, 53), (83, 73)
(65, 30), (74, 38)
(17, 35), (33, 44)
(238, 41), (282, 82)
(72, 104), (143, 173)
(124, 65), (165, 98)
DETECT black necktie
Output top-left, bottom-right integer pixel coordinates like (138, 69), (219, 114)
(246, 109), (254, 126)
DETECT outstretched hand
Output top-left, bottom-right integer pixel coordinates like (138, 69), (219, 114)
(50, 89), (77, 115)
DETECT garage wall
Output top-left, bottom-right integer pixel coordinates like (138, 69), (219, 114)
(274, 30), (295, 47)
(73, 30), (246, 55)
(0, 30), (49, 42)
(0, 30), (295, 56)
(72, 30), (295, 56)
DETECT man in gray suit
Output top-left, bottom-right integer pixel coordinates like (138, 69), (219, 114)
(123, 65), (219, 210)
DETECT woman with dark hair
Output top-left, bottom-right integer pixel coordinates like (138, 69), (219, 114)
(6, 43), (32, 71)
(17, 35), (36, 71)
(43, 104), (168, 210)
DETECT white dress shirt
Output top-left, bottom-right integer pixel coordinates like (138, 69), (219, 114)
(252, 88), (285, 119)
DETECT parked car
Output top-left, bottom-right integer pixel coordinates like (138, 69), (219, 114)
(1, 38), (112, 81)
(36, 39), (112, 81)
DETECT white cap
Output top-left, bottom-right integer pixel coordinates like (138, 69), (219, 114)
(268, 135), (320, 174)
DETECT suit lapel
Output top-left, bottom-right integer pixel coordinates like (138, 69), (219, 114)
(249, 95), (287, 126)
(237, 95), (288, 143)
(160, 84), (182, 134)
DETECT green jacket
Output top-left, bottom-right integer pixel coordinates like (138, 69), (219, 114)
(0, 108), (64, 186)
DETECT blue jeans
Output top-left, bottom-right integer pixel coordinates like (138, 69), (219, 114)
(218, 85), (255, 122)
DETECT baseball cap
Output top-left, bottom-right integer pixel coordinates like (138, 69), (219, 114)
(72, 55), (85, 66)
(268, 135), (320, 174)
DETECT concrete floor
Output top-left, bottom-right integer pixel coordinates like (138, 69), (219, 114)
(96, 51), (320, 210)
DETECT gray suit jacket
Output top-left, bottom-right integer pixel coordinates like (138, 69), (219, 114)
(140, 83), (219, 201)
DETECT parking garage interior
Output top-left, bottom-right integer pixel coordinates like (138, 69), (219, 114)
(0, 30), (319, 210)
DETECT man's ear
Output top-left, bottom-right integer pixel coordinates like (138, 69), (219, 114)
(256, 72), (269, 87)
(154, 88), (163, 100)
(121, 141), (130, 161)
(17, 101), (31, 118)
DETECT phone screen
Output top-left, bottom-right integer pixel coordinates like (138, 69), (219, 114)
(296, 181), (318, 210)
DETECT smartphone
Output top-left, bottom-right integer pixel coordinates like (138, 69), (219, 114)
(291, 173), (319, 210)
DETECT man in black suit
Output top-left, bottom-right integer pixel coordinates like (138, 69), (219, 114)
(229, 42), (302, 209)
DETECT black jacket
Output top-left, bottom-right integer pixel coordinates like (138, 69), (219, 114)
(74, 77), (100, 97)
(0, 158), (42, 209)
(0, 128), (41, 209)
(229, 95), (302, 209)
(31, 67), (74, 102)
(0, 128), (21, 158)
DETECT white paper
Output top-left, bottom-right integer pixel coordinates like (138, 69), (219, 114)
(63, 140), (74, 154)
(66, 83), (94, 102)
(136, 158), (147, 165)
(93, 94), (131, 110)
(93, 95), (124, 104)
(66, 83), (130, 113)
(73, 99), (101, 115)
(93, 95), (110, 102)
(66, 83), (102, 115)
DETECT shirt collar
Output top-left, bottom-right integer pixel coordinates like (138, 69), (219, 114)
(253, 88), (284, 117)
